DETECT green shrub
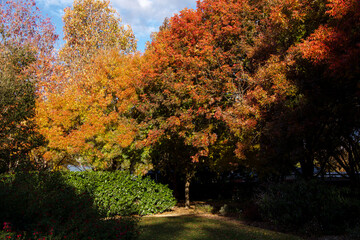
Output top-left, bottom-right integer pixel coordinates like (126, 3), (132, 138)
(241, 202), (262, 221)
(257, 180), (360, 235)
(195, 204), (214, 213)
(0, 171), (139, 240)
(63, 171), (176, 216)
(348, 222), (360, 240)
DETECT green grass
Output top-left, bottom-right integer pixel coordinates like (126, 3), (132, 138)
(139, 216), (303, 240)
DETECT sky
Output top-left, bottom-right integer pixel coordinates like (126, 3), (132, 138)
(36, 0), (198, 52)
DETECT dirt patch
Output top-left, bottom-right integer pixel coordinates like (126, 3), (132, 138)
(144, 205), (207, 217)
(144, 205), (247, 225)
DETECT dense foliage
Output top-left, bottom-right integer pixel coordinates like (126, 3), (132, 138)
(60, 0), (136, 66)
(0, 0), (359, 234)
(0, 44), (39, 173)
(36, 51), (145, 171)
(0, 171), (139, 239)
(0, 0), (57, 173)
(35, 0), (141, 171)
(258, 180), (360, 234)
(136, 0), (360, 206)
(64, 171), (176, 216)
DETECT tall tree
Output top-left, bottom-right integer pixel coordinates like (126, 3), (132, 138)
(59, 0), (136, 67)
(140, 0), (359, 193)
(36, 50), (143, 170)
(138, 0), (261, 207)
(0, 0), (57, 172)
(242, 0), (360, 181)
(294, 0), (360, 181)
(36, 0), (140, 170)
(0, 44), (38, 172)
(242, 0), (330, 178)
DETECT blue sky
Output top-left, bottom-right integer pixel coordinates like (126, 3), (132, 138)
(36, 0), (197, 52)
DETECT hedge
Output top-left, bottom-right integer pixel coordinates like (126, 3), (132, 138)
(257, 180), (360, 235)
(63, 171), (176, 216)
(0, 171), (139, 239)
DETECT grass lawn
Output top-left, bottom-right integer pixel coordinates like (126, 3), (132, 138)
(139, 216), (303, 240)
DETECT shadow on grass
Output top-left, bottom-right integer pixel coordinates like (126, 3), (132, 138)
(0, 171), (138, 239)
(139, 216), (303, 240)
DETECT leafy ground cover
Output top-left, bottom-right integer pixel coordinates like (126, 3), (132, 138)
(139, 216), (303, 240)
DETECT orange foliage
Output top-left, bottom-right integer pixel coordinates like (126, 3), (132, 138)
(36, 50), (141, 168)
(298, 0), (360, 74)
(139, 0), (262, 164)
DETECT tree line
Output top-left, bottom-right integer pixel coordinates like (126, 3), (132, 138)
(1, 0), (359, 207)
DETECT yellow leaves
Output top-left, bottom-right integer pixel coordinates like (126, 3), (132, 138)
(254, 55), (297, 102)
(269, 0), (307, 27)
(36, 47), (141, 168)
(60, 0), (136, 67)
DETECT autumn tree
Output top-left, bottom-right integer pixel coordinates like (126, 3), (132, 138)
(59, 0), (136, 67)
(0, 0), (57, 172)
(138, 0), (264, 207)
(139, 0), (360, 202)
(238, 0), (360, 181)
(36, 50), (146, 170)
(293, 0), (360, 182)
(235, 0), (331, 178)
(36, 0), (142, 170)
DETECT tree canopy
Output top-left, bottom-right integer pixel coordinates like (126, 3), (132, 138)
(60, 0), (136, 66)
(1, 0), (359, 203)
(0, 0), (57, 172)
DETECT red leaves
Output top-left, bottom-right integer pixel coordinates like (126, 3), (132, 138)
(298, 25), (337, 64)
(144, 129), (165, 146)
(0, 0), (57, 52)
(139, 0), (264, 163)
(298, 0), (360, 75)
(326, 0), (359, 19)
(0, 0), (58, 90)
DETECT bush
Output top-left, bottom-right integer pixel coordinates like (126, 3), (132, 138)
(0, 171), (139, 240)
(348, 222), (360, 239)
(257, 180), (360, 235)
(63, 171), (176, 216)
(195, 204), (214, 214)
(241, 202), (262, 221)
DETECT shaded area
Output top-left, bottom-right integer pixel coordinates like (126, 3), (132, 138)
(0, 171), (138, 239)
(139, 216), (302, 240)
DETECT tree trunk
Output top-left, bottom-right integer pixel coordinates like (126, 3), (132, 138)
(185, 171), (192, 209)
(171, 172), (179, 199)
(301, 140), (314, 180)
(300, 156), (314, 180)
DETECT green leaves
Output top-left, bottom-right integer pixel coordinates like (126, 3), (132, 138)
(0, 171), (139, 239)
(0, 44), (41, 173)
(258, 180), (360, 234)
(64, 171), (176, 216)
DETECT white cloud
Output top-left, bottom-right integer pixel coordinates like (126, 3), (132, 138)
(111, 0), (197, 41)
(138, 0), (152, 9)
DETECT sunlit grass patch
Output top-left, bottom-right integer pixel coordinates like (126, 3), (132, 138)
(140, 216), (303, 240)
